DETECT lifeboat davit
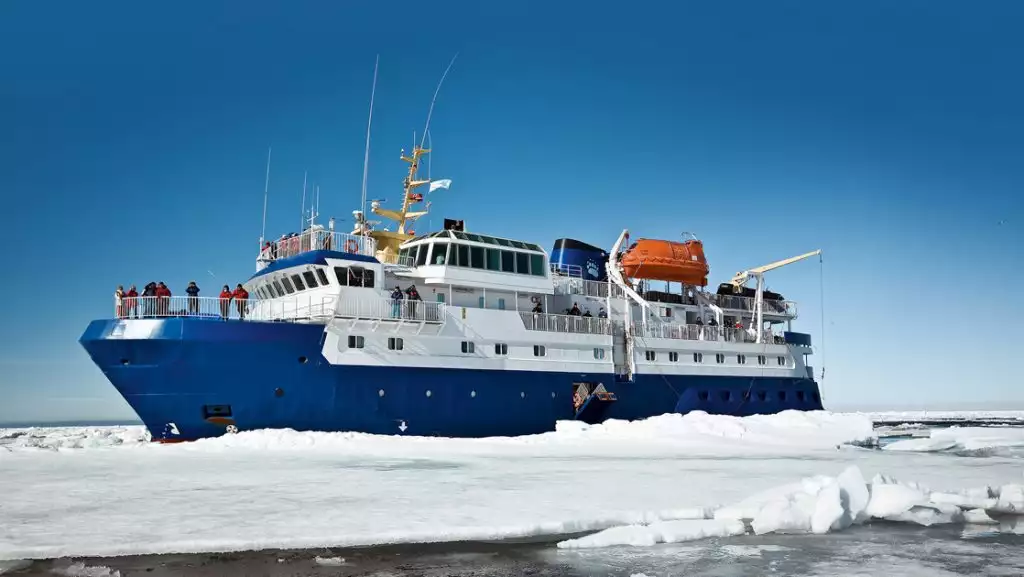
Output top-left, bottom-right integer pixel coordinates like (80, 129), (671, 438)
(619, 237), (710, 286)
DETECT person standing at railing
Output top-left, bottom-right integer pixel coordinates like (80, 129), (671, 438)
(186, 281), (200, 315)
(232, 283), (249, 320)
(125, 285), (138, 319)
(390, 287), (404, 318)
(219, 285), (232, 319)
(155, 282), (171, 316)
(115, 285), (126, 319)
(141, 282), (156, 317)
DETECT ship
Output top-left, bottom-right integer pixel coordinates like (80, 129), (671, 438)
(79, 72), (825, 442)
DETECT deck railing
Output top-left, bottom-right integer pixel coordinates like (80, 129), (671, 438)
(336, 297), (445, 323)
(261, 230), (376, 261)
(113, 295), (336, 322)
(519, 311), (612, 335)
(709, 293), (796, 316)
(550, 263), (583, 278)
(552, 276), (610, 298)
(632, 322), (783, 344)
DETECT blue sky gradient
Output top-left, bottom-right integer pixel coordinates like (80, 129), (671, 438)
(1, 1), (1022, 423)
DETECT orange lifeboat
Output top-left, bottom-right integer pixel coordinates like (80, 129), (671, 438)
(619, 237), (710, 286)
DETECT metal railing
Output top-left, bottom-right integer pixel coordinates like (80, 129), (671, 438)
(552, 276), (610, 298)
(550, 263), (583, 278)
(113, 295), (335, 322)
(336, 298), (445, 323)
(631, 322), (782, 344)
(709, 293), (796, 316)
(519, 311), (612, 335)
(260, 230), (376, 261)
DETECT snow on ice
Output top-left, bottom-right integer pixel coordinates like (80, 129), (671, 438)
(1, 410), (1023, 561)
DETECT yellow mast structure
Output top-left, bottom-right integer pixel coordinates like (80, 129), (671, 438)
(365, 145), (432, 264)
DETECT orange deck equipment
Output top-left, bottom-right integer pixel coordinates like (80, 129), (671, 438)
(619, 238), (710, 286)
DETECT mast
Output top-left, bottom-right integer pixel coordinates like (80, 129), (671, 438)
(259, 146), (271, 247)
(360, 55), (379, 235)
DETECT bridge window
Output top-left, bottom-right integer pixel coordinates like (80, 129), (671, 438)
(334, 267), (348, 286)
(281, 277), (296, 294)
(347, 268), (375, 288)
(457, 244), (469, 267)
(486, 248), (501, 271)
(668, 352), (679, 362)
(534, 345), (546, 357)
(273, 281), (285, 295)
(693, 352), (703, 363)
(315, 268), (330, 286)
(461, 341), (475, 354)
(432, 242), (449, 265)
(302, 271), (318, 288)
(516, 252), (530, 274)
(347, 335), (365, 349)
(470, 246), (485, 269)
(291, 274), (305, 291)
(530, 254), (545, 276)
(495, 343), (508, 355)
(416, 246), (429, 266)
(645, 350), (657, 361)
(388, 337), (404, 351)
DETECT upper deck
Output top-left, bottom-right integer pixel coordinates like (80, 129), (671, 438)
(259, 229), (377, 270)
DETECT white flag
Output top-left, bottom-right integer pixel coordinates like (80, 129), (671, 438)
(429, 179), (452, 193)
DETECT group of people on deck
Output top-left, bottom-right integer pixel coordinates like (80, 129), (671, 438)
(114, 282), (250, 320)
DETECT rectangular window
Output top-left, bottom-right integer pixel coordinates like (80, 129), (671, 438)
(291, 274), (305, 291)
(281, 277), (296, 294)
(347, 335), (365, 349)
(470, 246), (485, 269)
(645, 350), (657, 361)
(407, 246), (418, 266)
(431, 242), (449, 265)
(478, 296), (485, 308)
(758, 355), (767, 365)
(333, 267), (348, 286)
(302, 271), (318, 288)
(486, 248), (501, 271)
(497, 298), (506, 310)
(273, 281), (285, 295)
(436, 293), (445, 303)
(737, 354), (746, 364)
(533, 345), (546, 357)
(347, 268), (375, 288)
(495, 343), (508, 355)
(416, 245), (429, 266)
(716, 353), (725, 364)
(515, 252), (529, 275)
(461, 341), (475, 354)
(457, 245), (470, 268)
(593, 348), (605, 360)
(388, 337), (404, 351)
(777, 356), (786, 366)
(316, 268), (330, 285)
(693, 352), (703, 363)
(669, 352), (679, 362)
(500, 250), (515, 273)
(530, 254), (545, 276)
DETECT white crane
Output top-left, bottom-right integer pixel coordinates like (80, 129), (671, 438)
(729, 249), (822, 343)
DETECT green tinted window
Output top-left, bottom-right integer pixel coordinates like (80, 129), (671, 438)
(530, 254), (545, 276)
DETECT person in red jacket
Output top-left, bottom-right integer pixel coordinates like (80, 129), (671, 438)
(219, 285), (232, 319)
(155, 282), (172, 316)
(125, 285), (138, 318)
(232, 283), (249, 320)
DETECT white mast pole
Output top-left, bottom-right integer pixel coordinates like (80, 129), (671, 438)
(360, 55), (379, 234)
(300, 170), (307, 233)
(260, 146), (271, 247)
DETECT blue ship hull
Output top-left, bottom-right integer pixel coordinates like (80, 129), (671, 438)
(80, 318), (823, 441)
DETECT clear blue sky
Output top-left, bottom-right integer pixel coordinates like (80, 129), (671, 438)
(1, 1), (1022, 423)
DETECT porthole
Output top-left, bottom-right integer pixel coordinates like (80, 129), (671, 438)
(521, 392), (526, 399)
(471, 390), (476, 398)
(551, 392), (556, 398)
(378, 389), (385, 397)
(120, 358), (130, 366)
(298, 356), (308, 364)
(274, 387), (284, 397)
(426, 390), (432, 398)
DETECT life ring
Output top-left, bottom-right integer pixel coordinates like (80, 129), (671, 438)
(344, 239), (359, 253)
